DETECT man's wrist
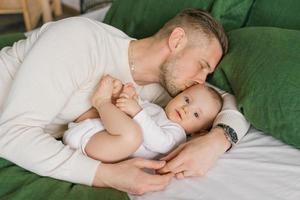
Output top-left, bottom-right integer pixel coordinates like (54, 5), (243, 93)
(210, 127), (232, 152)
(214, 123), (239, 151)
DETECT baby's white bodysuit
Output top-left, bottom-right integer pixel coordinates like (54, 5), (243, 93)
(63, 100), (186, 160)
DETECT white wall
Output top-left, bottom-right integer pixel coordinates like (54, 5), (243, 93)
(62, 0), (80, 11)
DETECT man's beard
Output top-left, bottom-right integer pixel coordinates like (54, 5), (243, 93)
(159, 57), (182, 97)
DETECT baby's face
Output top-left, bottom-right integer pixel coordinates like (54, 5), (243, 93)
(165, 84), (220, 134)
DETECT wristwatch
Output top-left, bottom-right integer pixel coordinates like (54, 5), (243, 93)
(214, 123), (238, 150)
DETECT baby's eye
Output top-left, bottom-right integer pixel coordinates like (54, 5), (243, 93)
(194, 112), (199, 118)
(184, 96), (190, 104)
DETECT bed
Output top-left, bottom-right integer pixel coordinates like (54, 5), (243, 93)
(130, 127), (300, 200)
(1, 0), (300, 199)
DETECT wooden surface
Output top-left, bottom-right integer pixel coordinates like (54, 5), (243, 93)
(0, 0), (63, 31)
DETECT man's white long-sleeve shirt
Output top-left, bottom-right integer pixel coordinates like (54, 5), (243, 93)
(0, 17), (250, 186)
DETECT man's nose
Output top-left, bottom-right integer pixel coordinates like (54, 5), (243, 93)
(195, 72), (208, 85)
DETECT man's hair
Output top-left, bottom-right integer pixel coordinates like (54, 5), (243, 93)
(155, 8), (228, 54)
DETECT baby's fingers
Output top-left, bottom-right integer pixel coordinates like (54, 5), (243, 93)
(119, 93), (130, 99)
(116, 97), (128, 103)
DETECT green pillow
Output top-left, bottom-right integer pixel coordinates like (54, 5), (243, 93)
(246, 0), (300, 31)
(211, 0), (254, 32)
(0, 32), (25, 50)
(208, 27), (300, 148)
(104, 0), (256, 37)
(104, 0), (214, 38)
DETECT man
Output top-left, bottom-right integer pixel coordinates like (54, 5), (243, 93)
(0, 9), (249, 195)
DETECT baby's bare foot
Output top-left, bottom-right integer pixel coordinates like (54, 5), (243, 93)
(112, 79), (123, 100)
(92, 75), (114, 107)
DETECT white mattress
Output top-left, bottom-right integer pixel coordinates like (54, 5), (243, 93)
(130, 127), (300, 200)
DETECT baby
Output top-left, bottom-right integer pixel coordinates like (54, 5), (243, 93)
(63, 75), (223, 162)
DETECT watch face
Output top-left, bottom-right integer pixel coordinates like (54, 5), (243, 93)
(219, 124), (238, 144)
(227, 127), (238, 144)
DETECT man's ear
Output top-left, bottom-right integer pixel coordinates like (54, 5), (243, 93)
(168, 27), (188, 53)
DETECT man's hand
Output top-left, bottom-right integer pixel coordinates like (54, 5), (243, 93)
(157, 127), (231, 179)
(92, 158), (174, 195)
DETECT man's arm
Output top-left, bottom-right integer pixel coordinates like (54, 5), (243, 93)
(0, 18), (101, 185)
(0, 18), (174, 193)
(208, 83), (250, 146)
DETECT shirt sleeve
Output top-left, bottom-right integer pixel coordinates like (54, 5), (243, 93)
(133, 105), (186, 154)
(206, 83), (251, 144)
(0, 18), (101, 186)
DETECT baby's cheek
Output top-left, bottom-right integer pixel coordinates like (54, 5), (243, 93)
(189, 119), (206, 133)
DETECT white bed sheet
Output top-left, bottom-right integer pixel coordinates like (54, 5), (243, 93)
(130, 127), (300, 200)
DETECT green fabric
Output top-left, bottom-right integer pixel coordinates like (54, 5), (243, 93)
(1, 0), (300, 197)
(104, 0), (258, 37)
(246, 0), (300, 31)
(0, 158), (129, 200)
(0, 32), (26, 50)
(0, 34), (129, 200)
(104, 0), (214, 38)
(104, 0), (300, 37)
(208, 27), (300, 148)
(211, 0), (254, 32)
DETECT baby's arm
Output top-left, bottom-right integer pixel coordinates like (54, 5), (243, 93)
(116, 83), (142, 117)
(134, 103), (186, 154)
(116, 84), (186, 154)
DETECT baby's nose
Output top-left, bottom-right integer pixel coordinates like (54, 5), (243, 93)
(182, 105), (188, 113)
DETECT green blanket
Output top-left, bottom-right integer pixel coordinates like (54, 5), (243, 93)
(0, 158), (128, 200)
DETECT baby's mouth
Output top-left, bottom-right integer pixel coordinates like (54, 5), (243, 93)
(176, 109), (182, 119)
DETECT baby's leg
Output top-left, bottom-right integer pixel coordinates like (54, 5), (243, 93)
(74, 107), (99, 123)
(63, 118), (142, 163)
(85, 129), (142, 163)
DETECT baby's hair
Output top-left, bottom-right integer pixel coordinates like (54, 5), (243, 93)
(206, 86), (223, 112)
(198, 86), (223, 133)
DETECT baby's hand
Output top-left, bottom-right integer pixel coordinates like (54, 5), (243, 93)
(120, 83), (138, 100)
(116, 97), (142, 117)
(92, 75), (116, 107)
